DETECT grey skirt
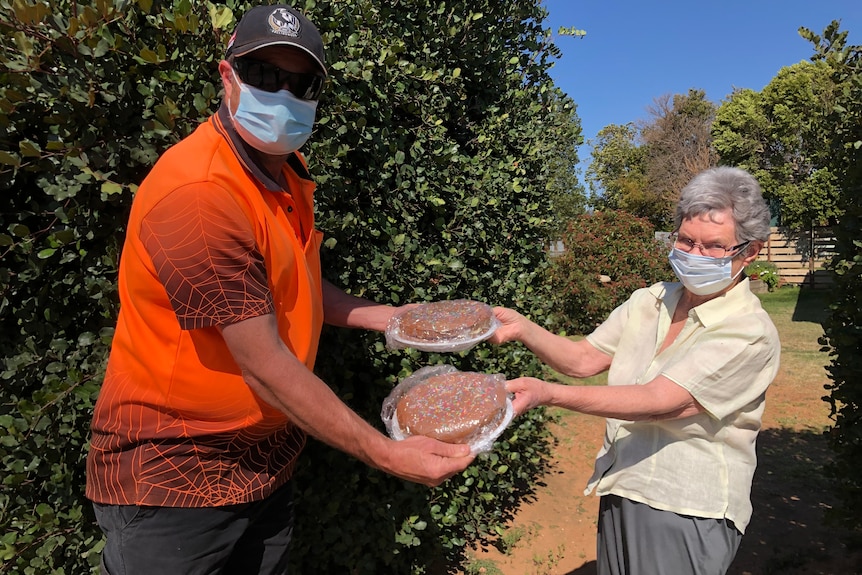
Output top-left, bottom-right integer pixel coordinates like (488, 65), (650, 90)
(597, 494), (743, 575)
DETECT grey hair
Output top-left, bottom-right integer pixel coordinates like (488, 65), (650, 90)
(674, 166), (771, 242)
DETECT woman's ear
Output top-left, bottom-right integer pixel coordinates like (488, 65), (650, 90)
(743, 241), (764, 266)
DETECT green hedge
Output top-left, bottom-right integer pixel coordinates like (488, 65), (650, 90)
(805, 23), (862, 534)
(0, 1), (581, 573)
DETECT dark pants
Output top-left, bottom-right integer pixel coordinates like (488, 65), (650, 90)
(597, 494), (743, 575)
(94, 481), (295, 575)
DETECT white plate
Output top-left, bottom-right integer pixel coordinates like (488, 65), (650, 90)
(388, 322), (498, 352)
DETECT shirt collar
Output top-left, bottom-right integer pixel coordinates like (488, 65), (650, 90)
(648, 278), (754, 327)
(213, 102), (311, 192)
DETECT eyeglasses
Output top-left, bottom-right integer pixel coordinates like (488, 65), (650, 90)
(232, 58), (325, 101)
(669, 232), (750, 258)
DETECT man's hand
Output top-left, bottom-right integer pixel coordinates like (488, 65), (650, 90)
(383, 436), (475, 487)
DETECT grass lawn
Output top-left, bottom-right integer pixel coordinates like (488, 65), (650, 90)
(758, 286), (833, 430)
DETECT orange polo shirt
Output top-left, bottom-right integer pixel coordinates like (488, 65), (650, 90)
(86, 105), (324, 507)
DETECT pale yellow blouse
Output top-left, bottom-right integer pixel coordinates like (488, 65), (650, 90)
(584, 278), (780, 533)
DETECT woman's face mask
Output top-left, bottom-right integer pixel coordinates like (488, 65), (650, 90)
(668, 247), (746, 296)
(230, 70), (317, 156)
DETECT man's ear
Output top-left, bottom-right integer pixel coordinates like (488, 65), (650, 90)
(218, 60), (234, 100)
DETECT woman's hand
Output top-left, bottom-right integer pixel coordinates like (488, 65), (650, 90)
(488, 306), (528, 344)
(506, 377), (553, 416)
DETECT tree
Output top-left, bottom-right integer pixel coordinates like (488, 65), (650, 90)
(713, 60), (841, 230)
(586, 122), (647, 212)
(547, 105), (587, 237)
(641, 89), (718, 228)
(587, 89), (718, 230)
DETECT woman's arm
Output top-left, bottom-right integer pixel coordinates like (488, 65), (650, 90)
(489, 306), (612, 378)
(506, 375), (704, 421)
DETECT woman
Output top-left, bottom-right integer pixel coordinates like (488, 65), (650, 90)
(492, 166), (781, 575)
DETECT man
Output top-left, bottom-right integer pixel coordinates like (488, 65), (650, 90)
(492, 166), (781, 574)
(85, 5), (473, 574)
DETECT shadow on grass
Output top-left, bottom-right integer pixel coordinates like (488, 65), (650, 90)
(731, 426), (861, 575)
(791, 286), (830, 324)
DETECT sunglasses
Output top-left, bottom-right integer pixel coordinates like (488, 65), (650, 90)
(232, 58), (325, 101)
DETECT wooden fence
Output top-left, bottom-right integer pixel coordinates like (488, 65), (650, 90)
(757, 226), (835, 289)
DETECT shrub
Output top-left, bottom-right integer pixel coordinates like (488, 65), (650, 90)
(291, 0), (575, 569)
(745, 260), (781, 290)
(547, 211), (675, 335)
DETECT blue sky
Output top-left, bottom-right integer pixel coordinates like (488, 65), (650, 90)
(540, 0), (862, 182)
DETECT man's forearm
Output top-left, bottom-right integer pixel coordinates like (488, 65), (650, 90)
(222, 313), (391, 467)
(221, 312), (474, 486)
(321, 279), (394, 330)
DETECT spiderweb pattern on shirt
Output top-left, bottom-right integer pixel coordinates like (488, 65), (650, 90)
(140, 184), (273, 330)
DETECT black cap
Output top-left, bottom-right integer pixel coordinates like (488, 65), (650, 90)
(226, 4), (326, 76)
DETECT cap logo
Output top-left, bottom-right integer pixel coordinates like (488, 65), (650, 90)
(268, 8), (301, 38)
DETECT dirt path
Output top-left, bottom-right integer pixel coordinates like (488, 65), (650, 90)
(464, 366), (862, 574)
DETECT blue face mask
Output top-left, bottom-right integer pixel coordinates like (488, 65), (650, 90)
(230, 72), (317, 155)
(668, 248), (745, 296)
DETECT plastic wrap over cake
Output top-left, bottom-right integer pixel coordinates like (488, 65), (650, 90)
(381, 365), (514, 455)
(385, 299), (500, 352)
